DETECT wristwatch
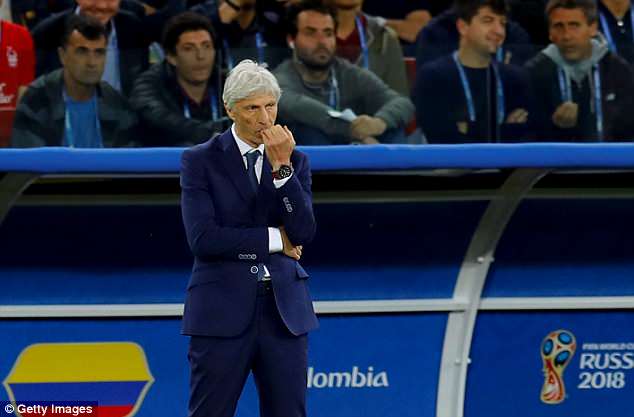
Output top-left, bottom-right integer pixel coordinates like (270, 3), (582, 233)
(272, 164), (293, 180)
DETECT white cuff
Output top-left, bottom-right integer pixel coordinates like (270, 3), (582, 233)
(268, 227), (283, 253)
(273, 173), (292, 189)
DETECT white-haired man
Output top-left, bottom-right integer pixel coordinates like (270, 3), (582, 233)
(180, 59), (318, 417)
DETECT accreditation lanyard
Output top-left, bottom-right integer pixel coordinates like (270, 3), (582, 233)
(328, 69), (340, 110)
(222, 31), (265, 70)
(599, 10), (634, 53)
(183, 89), (219, 120)
(63, 91), (103, 148)
(355, 16), (370, 69)
(557, 67), (604, 141)
(452, 51), (505, 125)
(496, 47), (504, 63)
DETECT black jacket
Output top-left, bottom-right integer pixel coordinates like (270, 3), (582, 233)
(31, 9), (149, 95)
(525, 51), (634, 142)
(11, 69), (138, 148)
(130, 62), (228, 146)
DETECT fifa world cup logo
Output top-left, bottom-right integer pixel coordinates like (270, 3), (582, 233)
(540, 330), (576, 404)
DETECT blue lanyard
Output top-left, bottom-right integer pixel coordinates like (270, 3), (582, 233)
(599, 10), (634, 53)
(63, 91), (102, 148)
(183, 89), (219, 120)
(496, 47), (504, 63)
(328, 70), (339, 109)
(355, 16), (370, 69)
(222, 31), (265, 69)
(452, 51), (505, 125)
(254, 32), (265, 65)
(593, 66), (604, 141)
(557, 67), (603, 141)
(222, 39), (234, 70)
(557, 68), (572, 102)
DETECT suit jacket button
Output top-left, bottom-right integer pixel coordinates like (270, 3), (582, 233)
(250, 266), (259, 274)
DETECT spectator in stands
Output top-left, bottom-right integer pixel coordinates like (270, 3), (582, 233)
(331, 0), (410, 95)
(0, 0), (35, 147)
(415, 0), (532, 69)
(131, 12), (227, 146)
(361, 0), (432, 54)
(414, 0), (532, 143)
(597, 0), (634, 64)
(274, 0), (414, 145)
(525, 0), (634, 141)
(31, 0), (184, 95)
(1, 0), (73, 29)
(191, 0), (290, 69)
(11, 14), (137, 148)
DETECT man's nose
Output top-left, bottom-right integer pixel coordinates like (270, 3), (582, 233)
(256, 108), (271, 124)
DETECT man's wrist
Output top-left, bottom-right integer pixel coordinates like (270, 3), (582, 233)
(271, 160), (291, 172)
(272, 164), (293, 180)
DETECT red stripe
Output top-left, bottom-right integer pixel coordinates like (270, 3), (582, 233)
(97, 405), (135, 417)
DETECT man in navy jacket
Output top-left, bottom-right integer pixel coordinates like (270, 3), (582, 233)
(180, 59), (317, 417)
(414, 0), (532, 143)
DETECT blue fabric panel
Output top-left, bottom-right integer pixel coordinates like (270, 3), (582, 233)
(484, 199), (634, 297)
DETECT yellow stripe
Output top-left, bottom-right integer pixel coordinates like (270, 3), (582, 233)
(4, 342), (154, 383)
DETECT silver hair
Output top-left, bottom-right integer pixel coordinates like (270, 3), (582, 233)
(222, 60), (282, 109)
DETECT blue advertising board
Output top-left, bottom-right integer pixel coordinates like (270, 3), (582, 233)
(0, 314), (446, 417)
(465, 311), (634, 417)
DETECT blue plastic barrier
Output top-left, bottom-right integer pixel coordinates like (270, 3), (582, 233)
(0, 145), (633, 417)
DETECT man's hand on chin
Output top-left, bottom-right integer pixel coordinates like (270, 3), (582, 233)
(262, 125), (295, 171)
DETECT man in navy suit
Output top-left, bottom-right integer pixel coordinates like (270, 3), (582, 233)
(180, 59), (318, 417)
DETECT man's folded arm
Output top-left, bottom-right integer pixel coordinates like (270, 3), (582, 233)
(274, 153), (316, 246)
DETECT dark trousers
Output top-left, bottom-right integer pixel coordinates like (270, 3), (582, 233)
(187, 282), (308, 417)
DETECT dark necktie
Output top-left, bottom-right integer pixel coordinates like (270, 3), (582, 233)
(245, 149), (261, 193)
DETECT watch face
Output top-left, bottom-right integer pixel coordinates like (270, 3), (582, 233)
(279, 165), (292, 178)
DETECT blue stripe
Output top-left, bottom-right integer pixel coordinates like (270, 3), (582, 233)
(8, 381), (147, 406)
(1, 145), (634, 172)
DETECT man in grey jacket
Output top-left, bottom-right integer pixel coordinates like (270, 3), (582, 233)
(11, 14), (137, 148)
(274, 0), (414, 145)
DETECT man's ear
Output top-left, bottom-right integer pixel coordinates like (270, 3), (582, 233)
(224, 103), (234, 121)
(456, 18), (468, 37)
(166, 52), (177, 67)
(287, 35), (295, 49)
(58, 46), (66, 66)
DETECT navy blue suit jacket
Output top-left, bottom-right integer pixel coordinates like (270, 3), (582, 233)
(180, 129), (318, 337)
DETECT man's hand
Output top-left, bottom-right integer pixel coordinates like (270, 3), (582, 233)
(218, 0), (241, 23)
(262, 125), (295, 171)
(361, 137), (380, 145)
(506, 108), (529, 124)
(281, 227), (302, 260)
(552, 101), (578, 129)
(350, 115), (387, 140)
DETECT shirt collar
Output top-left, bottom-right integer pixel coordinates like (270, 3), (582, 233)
(231, 124), (265, 156)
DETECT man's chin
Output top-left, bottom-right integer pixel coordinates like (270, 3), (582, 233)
(301, 58), (333, 71)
